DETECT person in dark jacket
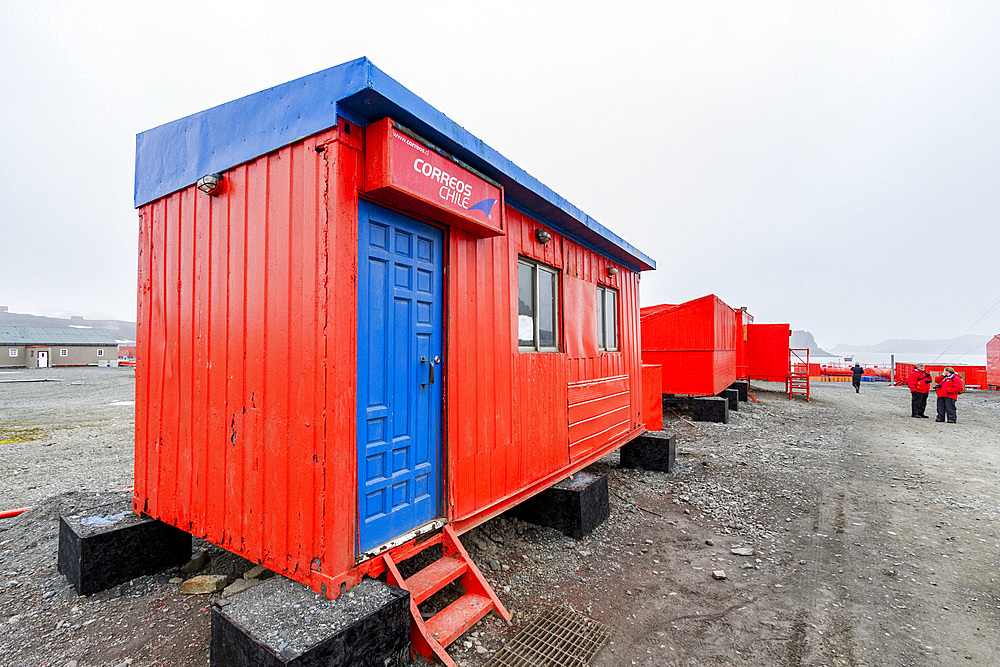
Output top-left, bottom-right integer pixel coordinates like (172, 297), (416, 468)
(933, 367), (964, 423)
(907, 363), (932, 417)
(851, 363), (864, 393)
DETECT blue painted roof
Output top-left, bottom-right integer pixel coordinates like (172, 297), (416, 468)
(135, 57), (655, 271)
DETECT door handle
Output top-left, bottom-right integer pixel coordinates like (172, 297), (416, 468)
(421, 356), (440, 386)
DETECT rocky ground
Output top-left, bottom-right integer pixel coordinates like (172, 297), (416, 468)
(1, 368), (998, 666)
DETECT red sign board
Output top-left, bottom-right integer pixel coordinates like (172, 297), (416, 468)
(365, 118), (504, 237)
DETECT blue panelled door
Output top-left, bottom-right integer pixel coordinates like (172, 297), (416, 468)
(357, 201), (443, 554)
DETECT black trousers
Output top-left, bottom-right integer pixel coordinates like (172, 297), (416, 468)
(852, 378), (861, 392)
(936, 396), (957, 423)
(911, 391), (928, 417)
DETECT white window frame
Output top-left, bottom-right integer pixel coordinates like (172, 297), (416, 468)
(597, 285), (619, 352)
(96, 349), (104, 357)
(7, 348), (17, 358)
(60, 348), (68, 357)
(517, 257), (560, 353)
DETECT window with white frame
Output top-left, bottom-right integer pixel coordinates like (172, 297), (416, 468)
(517, 258), (559, 352)
(97, 349), (104, 357)
(60, 349), (68, 357)
(597, 285), (618, 351)
(7, 348), (17, 357)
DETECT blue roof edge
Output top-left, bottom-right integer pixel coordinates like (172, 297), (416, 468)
(134, 57), (655, 271)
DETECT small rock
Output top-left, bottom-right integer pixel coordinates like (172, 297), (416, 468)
(731, 547), (754, 557)
(475, 646), (488, 655)
(181, 574), (228, 595)
(578, 549), (592, 558)
(500, 563), (510, 572)
(243, 565), (274, 581)
(705, 539), (714, 546)
(223, 578), (261, 597)
(488, 560), (500, 572)
(180, 549), (209, 575)
(169, 577), (183, 584)
(712, 570), (727, 580)
(799, 560), (807, 565)
(65, 661), (79, 667)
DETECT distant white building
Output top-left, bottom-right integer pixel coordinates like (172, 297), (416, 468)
(0, 326), (118, 368)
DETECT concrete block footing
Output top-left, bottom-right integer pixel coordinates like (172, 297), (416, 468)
(515, 472), (609, 539)
(211, 576), (410, 666)
(58, 502), (191, 596)
(729, 380), (749, 402)
(719, 388), (739, 411)
(692, 396), (729, 423)
(620, 431), (676, 473)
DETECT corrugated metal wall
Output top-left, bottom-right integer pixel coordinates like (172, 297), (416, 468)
(747, 323), (791, 382)
(446, 207), (642, 524)
(639, 295), (737, 395)
(987, 336), (1000, 388)
(136, 126), (362, 591)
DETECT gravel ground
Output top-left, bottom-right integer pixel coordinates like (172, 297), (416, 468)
(1, 370), (999, 666)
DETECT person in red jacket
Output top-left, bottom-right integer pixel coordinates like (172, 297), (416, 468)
(933, 367), (964, 423)
(907, 363), (932, 418)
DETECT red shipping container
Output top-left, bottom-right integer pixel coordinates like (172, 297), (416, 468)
(640, 294), (737, 396)
(895, 363), (987, 388)
(734, 307), (753, 381)
(747, 323), (791, 382)
(989, 335), (1000, 389)
(132, 58), (656, 602)
(894, 363), (915, 386)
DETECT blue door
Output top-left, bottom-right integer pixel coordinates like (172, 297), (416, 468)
(357, 201), (444, 554)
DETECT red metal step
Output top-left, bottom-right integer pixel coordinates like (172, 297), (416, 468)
(382, 525), (510, 666)
(423, 593), (493, 648)
(406, 556), (468, 605)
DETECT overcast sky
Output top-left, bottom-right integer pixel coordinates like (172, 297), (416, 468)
(2, 1), (998, 351)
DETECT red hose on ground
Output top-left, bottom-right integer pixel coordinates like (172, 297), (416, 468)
(0, 506), (32, 519)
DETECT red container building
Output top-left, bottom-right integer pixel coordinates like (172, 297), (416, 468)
(747, 323), (791, 382)
(639, 294), (737, 396)
(735, 307), (753, 381)
(989, 335), (1000, 390)
(897, 363), (988, 388)
(132, 58), (655, 603)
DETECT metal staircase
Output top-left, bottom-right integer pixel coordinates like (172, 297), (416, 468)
(787, 348), (811, 401)
(383, 525), (510, 666)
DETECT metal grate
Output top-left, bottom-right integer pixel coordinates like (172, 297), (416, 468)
(485, 606), (612, 667)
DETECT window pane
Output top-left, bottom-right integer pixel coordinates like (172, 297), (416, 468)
(538, 268), (556, 348)
(596, 287), (605, 349)
(517, 261), (534, 346)
(605, 290), (617, 351)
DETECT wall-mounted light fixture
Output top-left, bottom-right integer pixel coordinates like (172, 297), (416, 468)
(606, 266), (618, 277)
(196, 173), (224, 196)
(535, 229), (552, 244)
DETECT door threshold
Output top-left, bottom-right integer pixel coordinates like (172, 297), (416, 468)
(357, 518), (446, 563)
